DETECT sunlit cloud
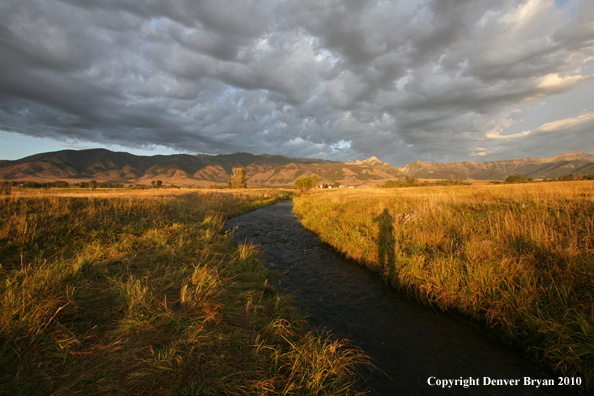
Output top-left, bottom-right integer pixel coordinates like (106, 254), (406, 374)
(485, 130), (531, 140)
(469, 147), (495, 157)
(533, 109), (594, 133)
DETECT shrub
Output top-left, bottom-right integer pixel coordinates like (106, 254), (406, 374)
(0, 181), (12, 195)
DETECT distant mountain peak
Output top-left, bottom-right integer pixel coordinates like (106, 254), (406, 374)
(543, 152), (592, 162)
(346, 156), (387, 166)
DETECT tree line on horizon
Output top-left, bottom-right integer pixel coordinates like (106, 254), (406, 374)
(3, 170), (593, 194)
(381, 176), (470, 188)
(504, 172), (594, 184)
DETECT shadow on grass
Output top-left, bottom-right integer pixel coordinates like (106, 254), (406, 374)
(374, 208), (395, 273)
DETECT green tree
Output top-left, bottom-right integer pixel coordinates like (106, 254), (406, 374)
(309, 174), (319, 189)
(404, 175), (417, 185)
(156, 180), (162, 188)
(229, 168), (247, 189)
(332, 181), (341, 188)
(294, 177), (306, 192)
(294, 174), (319, 192)
(505, 175), (529, 183)
(151, 180), (156, 188)
(88, 180), (97, 190)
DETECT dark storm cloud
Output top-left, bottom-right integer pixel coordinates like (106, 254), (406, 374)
(1, 0), (593, 165)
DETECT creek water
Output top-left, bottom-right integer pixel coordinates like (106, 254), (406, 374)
(224, 200), (577, 396)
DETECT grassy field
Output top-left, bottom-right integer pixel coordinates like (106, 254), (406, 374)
(293, 181), (594, 392)
(0, 188), (367, 395)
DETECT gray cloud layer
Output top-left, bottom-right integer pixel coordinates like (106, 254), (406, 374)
(1, 0), (593, 165)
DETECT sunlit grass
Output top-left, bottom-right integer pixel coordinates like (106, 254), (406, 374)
(0, 189), (368, 395)
(294, 181), (594, 392)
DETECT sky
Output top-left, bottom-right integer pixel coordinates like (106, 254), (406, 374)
(1, 0), (593, 166)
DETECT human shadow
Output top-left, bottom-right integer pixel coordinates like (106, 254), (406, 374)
(373, 208), (395, 273)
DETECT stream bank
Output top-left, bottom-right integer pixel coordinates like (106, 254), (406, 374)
(224, 200), (576, 396)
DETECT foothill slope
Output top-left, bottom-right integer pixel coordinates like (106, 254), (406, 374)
(1, 148), (593, 187)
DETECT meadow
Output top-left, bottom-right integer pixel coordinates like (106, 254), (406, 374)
(293, 181), (594, 391)
(0, 188), (367, 395)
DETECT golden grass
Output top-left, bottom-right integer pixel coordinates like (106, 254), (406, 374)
(0, 189), (368, 395)
(8, 187), (293, 199)
(294, 181), (594, 391)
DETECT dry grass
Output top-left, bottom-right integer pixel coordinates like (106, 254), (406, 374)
(9, 187), (294, 199)
(294, 181), (594, 392)
(0, 189), (368, 395)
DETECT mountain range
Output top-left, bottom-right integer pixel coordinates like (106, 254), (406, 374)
(1, 149), (593, 187)
(399, 152), (594, 181)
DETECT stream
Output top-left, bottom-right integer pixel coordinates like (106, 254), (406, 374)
(224, 200), (577, 395)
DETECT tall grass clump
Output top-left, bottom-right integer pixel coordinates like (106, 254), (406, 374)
(293, 181), (594, 392)
(1, 189), (367, 395)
